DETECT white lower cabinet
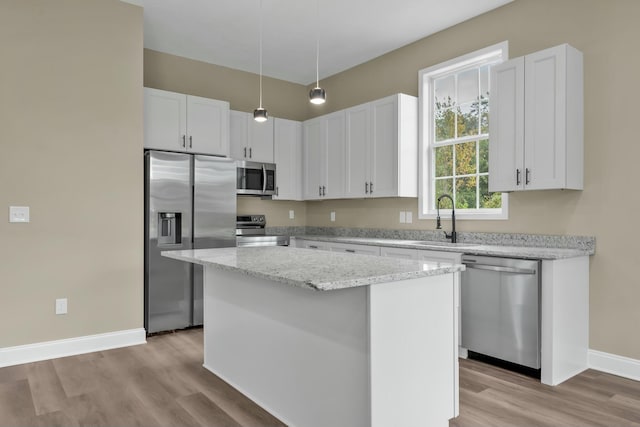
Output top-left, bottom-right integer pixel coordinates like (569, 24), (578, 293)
(328, 242), (381, 256)
(379, 246), (418, 260)
(297, 240), (330, 250)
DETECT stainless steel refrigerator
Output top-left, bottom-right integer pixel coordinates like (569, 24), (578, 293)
(144, 150), (236, 334)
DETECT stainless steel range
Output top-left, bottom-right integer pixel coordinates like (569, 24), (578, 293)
(236, 215), (289, 247)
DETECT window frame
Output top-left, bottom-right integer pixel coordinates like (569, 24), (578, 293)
(418, 41), (509, 220)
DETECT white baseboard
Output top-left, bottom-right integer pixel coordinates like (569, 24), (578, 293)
(589, 349), (640, 382)
(0, 328), (146, 368)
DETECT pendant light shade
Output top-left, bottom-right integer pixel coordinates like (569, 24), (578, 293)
(309, 0), (326, 105)
(309, 87), (326, 104)
(253, 107), (268, 122)
(254, 0), (268, 122)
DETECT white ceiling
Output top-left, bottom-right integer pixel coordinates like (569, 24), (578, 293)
(123, 0), (513, 85)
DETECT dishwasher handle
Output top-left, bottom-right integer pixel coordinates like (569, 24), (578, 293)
(464, 263), (536, 275)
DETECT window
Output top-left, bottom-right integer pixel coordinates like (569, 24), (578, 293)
(418, 42), (508, 219)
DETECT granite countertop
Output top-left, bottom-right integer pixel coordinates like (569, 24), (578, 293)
(293, 236), (593, 260)
(162, 246), (464, 291)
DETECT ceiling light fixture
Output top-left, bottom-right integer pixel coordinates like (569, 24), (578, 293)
(309, 0), (326, 105)
(253, 0), (268, 122)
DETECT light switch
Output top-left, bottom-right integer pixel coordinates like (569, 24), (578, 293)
(330, 211), (336, 222)
(406, 211), (413, 223)
(9, 206), (30, 223)
(289, 210), (295, 220)
(55, 298), (68, 315)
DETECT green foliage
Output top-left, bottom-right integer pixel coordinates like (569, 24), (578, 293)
(433, 92), (501, 210)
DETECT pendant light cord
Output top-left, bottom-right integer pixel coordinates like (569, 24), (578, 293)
(315, 0), (320, 88)
(259, 0), (264, 108)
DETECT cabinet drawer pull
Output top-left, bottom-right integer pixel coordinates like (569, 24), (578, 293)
(345, 249), (356, 253)
(309, 245), (318, 249)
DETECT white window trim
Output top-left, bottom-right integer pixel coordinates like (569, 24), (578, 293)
(418, 41), (510, 220)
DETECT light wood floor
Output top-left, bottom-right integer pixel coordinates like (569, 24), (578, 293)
(0, 328), (638, 427)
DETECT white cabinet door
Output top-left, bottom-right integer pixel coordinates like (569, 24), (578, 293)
(248, 118), (274, 163)
(144, 88), (187, 151)
(489, 57), (525, 192)
(230, 110), (274, 162)
(328, 242), (381, 256)
(370, 97), (398, 197)
(379, 246), (418, 260)
(345, 104), (370, 198)
(303, 118), (324, 200)
(230, 110), (249, 160)
(489, 44), (583, 192)
(186, 95), (230, 156)
(273, 118), (302, 200)
(524, 44), (582, 190)
(325, 111), (346, 199)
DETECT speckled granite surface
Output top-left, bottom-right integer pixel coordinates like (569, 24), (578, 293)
(162, 246), (464, 291)
(267, 226), (596, 258)
(294, 235), (591, 260)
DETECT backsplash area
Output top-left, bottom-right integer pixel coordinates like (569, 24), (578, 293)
(267, 226), (596, 254)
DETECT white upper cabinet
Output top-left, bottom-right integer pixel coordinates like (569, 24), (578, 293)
(144, 88), (230, 156)
(303, 111), (346, 200)
(489, 44), (583, 192)
(344, 94), (418, 198)
(230, 110), (274, 163)
(273, 118), (302, 200)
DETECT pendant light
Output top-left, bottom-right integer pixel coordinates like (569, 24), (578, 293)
(309, 0), (326, 105)
(253, 0), (268, 122)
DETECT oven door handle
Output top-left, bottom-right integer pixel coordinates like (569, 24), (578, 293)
(464, 263), (536, 275)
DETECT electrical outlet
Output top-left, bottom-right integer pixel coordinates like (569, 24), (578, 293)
(289, 210), (295, 220)
(9, 206), (30, 223)
(399, 211), (406, 223)
(330, 211), (336, 222)
(55, 298), (67, 315)
(406, 211), (413, 223)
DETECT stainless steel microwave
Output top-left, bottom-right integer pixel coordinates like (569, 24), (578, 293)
(236, 160), (276, 196)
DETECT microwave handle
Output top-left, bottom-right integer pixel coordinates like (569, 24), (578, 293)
(262, 163), (267, 193)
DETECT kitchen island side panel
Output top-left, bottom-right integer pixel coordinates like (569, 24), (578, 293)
(202, 267), (370, 427)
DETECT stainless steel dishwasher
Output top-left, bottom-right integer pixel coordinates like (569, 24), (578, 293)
(461, 255), (541, 372)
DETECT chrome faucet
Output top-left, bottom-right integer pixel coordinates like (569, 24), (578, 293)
(436, 194), (457, 243)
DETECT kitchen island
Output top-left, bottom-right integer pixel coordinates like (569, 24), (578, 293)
(163, 246), (464, 427)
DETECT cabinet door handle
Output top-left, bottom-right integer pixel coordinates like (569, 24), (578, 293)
(516, 169), (521, 186)
(322, 186), (326, 196)
(249, 147), (252, 158)
(525, 168), (531, 185)
(182, 135), (186, 148)
(345, 249), (356, 253)
(244, 147), (247, 158)
(309, 245), (318, 249)
(275, 186), (279, 196)
(369, 182), (373, 193)
(365, 182), (369, 194)
(319, 186), (322, 196)
(189, 135), (193, 148)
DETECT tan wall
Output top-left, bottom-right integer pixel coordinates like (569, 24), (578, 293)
(306, 0), (640, 359)
(0, 0), (143, 347)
